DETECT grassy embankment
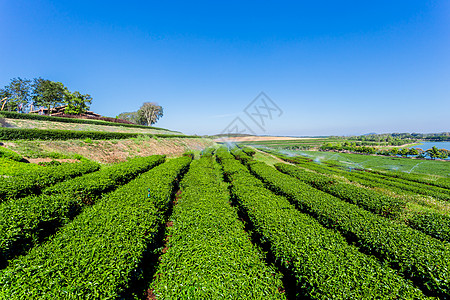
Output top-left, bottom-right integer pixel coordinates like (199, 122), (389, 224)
(0, 116), (215, 163)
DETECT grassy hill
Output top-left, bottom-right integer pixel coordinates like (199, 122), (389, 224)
(0, 114), (214, 163)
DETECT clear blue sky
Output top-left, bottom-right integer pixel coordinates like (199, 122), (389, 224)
(1, 1), (449, 136)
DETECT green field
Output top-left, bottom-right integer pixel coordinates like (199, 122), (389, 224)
(285, 150), (450, 177)
(1, 140), (450, 298)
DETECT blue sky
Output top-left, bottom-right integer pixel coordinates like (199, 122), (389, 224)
(1, 1), (449, 136)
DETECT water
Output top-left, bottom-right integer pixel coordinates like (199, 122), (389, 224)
(409, 141), (450, 151)
(409, 141), (450, 160)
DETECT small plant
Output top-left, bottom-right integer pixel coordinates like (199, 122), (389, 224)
(84, 138), (93, 144)
(38, 160), (62, 167)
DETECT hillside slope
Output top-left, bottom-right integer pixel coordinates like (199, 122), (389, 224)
(0, 115), (214, 163)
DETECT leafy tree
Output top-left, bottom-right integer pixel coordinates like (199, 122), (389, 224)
(31, 78), (67, 114)
(64, 91), (92, 115)
(408, 148), (419, 156)
(426, 146), (440, 160)
(1, 78), (31, 112)
(439, 149), (449, 160)
(138, 102), (163, 126)
(399, 148), (410, 157)
(117, 111), (146, 125)
(390, 148), (399, 156)
(0, 88), (11, 111)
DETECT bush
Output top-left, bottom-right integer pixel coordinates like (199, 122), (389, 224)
(0, 155), (165, 268)
(216, 147), (424, 299)
(274, 163), (406, 216)
(409, 212), (450, 242)
(0, 146), (23, 162)
(151, 156), (284, 298)
(241, 153), (450, 296)
(0, 157), (192, 298)
(0, 160), (100, 202)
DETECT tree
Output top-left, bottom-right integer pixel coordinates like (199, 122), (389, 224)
(137, 102), (163, 126)
(32, 78), (67, 114)
(390, 148), (399, 156)
(399, 148), (410, 157)
(408, 148), (419, 157)
(426, 146), (440, 160)
(117, 111), (146, 125)
(1, 78), (31, 112)
(64, 91), (92, 115)
(439, 149), (449, 159)
(0, 88), (11, 111)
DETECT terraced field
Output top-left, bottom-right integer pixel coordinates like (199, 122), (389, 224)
(0, 145), (449, 299)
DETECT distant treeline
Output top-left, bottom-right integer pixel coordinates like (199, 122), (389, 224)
(320, 142), (449, 160)
(332, 133), (450, 143)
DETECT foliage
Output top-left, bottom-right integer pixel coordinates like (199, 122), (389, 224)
(64, 91), (92, 115)
(261, 149), (450, 200)
(240, 146), (256, 156)
(409, 212), (450, 242)
(0, 160), (100, 202)
(237, 149), (450, 296)
(31, 78), (67, 113)
(0, 158), (43, 176)
(319, 142), (449, 160)
(273, 163), (406, 216)
(181, 150), (195, 159)
(37, 160), (62, 167)
(0, 110), (169, 131)
(137, 102), (163, 126)
(0, 157), (191, 298)
(0, 155), (165, 267)
(0, 146), (23, 162)
(216, 147), (425, 299)
(151, 156), (285, 298)
(116, 111), (146, 125)
(0, 78), (31, 112)
(0, 127), (196, 141)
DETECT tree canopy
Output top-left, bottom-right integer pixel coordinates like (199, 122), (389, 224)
(138, 102), (163, 126)
(1, 78), (31, 112)
(0, 77), (93, 115)
(117, 102), (164, 126)
(31, 78), (67, 113)
(64, 91), (92, 115)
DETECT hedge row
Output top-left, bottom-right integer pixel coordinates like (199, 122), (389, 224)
(200, 146), (216, 157)
(0, 127), (198, 141)
(43, 155), (165, 203)
(217, 148), (425, 299)
(0, 110), (170, 131)
(343, 169), (450, 201)
(151, 156), (285, 298)
(0, 160), (100, 202)
(366, 168), (450, 190)
(0, 156), (192, 299)
(239, 146), (256, 156)
(241, 154), (450, 296)
(0, 147), (23, 162)
(0, 158), (43, 177)
(266, 149), (450, 201)
(274, 163), (406, 216)
(409, 212), (450, 243)
(0, 155), (165, 267)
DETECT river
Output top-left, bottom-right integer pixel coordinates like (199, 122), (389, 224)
(410, 141), (450, 151)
